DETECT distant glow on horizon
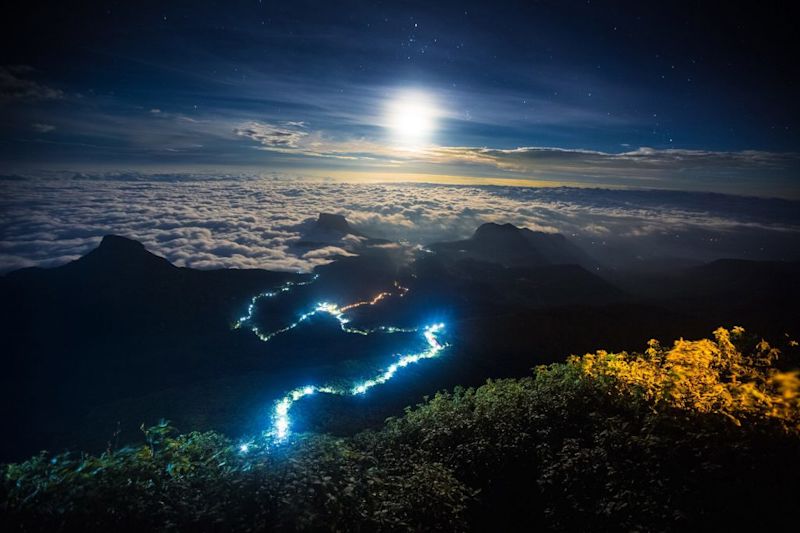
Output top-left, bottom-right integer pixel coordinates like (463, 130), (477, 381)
(233, 276), (448, 447)
(386, 90), (440, 145)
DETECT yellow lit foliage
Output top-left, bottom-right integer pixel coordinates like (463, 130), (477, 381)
(569, 327), (800, 431)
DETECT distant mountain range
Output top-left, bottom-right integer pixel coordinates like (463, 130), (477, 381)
(416, 222), (618, 308)
(429, 222), (599, 270)
(1, 217), (797, 461)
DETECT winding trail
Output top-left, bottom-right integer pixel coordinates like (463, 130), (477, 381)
(234, 276), (448, 448)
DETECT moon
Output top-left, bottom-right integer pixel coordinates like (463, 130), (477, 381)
(386, 91), (439, 144)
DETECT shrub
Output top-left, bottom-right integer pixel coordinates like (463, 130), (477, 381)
(3, 327), (798, 531)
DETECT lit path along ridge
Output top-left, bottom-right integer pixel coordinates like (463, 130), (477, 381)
(233, 276), (447, 449)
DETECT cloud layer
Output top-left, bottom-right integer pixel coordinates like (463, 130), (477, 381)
(1, 175), (799, 274)
(228, 123), (800, 196)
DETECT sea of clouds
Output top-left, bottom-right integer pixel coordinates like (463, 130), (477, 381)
(1, 174), (799, 274)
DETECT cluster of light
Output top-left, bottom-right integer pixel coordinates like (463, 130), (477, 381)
(236, 279), (411, 342)
(350, 323), (445, 395)
(233, 277), (447, 447)
(339, 291), (391, 312)
(233, 274), (319, 331)
(268, 322), (447, 441)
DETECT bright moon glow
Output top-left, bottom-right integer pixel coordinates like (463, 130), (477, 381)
(386, 91), (439, 143)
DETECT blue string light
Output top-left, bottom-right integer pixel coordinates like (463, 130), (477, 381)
(234, 277), (447, 450)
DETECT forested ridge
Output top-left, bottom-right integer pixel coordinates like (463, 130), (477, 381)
(3, 326), (798, 531)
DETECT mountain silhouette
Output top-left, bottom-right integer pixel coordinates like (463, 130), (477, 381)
(78, 234), (174, 269)
(430, 222), (598, 269)
(1, 231), (796, 464)
(8, 235), (176, 282)
(295, 213), (389, 252)
(0, 236), (304, 460)
(314, 213), (364, 236)
(0, 234), (417, 461)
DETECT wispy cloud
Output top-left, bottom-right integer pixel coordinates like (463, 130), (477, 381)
(31, 123), (56, 133)
(234, 121), (309, 150)
(3, 82), (797, 198)
(227, 121), (799, 196)
(426, 145), (799, 177)
(0, 66), (63, 103)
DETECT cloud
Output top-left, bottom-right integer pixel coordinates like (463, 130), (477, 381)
(226, 120), (799, 196)
(229, 119), (797, 179)
(234, 121), (308, 150)
(5, 83), (793, 198)
(0, 66), (63, 102)
(423, 146), (800, 189)
(1, 175), (799, 275)
(31, 123), (55, 133)
(301, 246), (357, 260)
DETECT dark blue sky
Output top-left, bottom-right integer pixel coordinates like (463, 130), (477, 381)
(1, 1), (798, 195)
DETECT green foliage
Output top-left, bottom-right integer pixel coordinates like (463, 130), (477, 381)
(1, 426), (468, 532)
(3, 327), (799, 531)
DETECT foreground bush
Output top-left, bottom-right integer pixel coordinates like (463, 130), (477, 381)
(3, 327), (799, 531)
(1, 426), (468, 532)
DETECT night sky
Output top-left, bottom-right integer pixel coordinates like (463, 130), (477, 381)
(1, 1), (798, 196)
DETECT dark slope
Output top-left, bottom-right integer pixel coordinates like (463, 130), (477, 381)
(412, 250), (622, 311)
(0, 235), (415, 461)
(3, 231), (797, 464)
(419, 223), (620, 309)
(605, 259), (800, 337)
(673, 259), (800, 335)
(0, 236), (304, 460)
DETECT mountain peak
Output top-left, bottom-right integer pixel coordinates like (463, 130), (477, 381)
(429, 222), (597, 269)
(473, 222), (523, 238)
(75, 235), (175, 273)
(315, 213), (360, 235)
(97, 234), (146, 253)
